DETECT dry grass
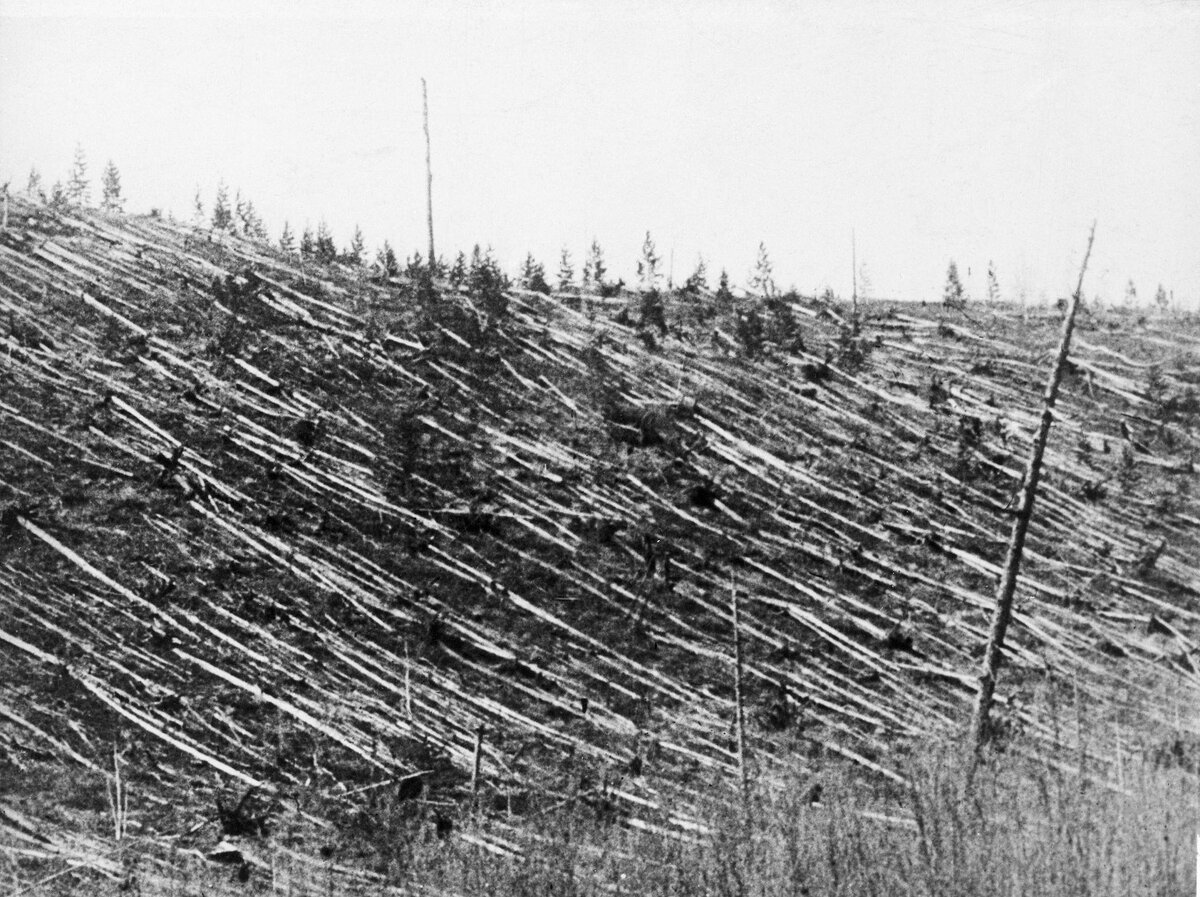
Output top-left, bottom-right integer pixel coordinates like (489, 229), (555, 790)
(386, 744), (1198, 897)
(11, 738), (1192, 896)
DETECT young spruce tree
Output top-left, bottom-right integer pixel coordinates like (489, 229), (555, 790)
(715, 268), (734, 305)
(233, 190), (246, 234)
(26, 167), (42, 199)
(315, 220), (337, 263)
(191, 187), (204, 228)
(520, 253), (551, 295)
(584, 239), (606, 293)
(211, 181), (232, 231)
(279, 221), (296, 255)
(637, 231), (661, 292)
(943, 260), (966, 309)
(66, 144), (89, 205)
(100, 161), (123, 212)
(448, 251), (467, 288)
(986, 261), (1000, 304)
(557, 247), (574, 292)
(347, 225), (365, 265)
(684, 256), (708, 295)
(377, 242), (399, 277)
(750, 242), (775, 297)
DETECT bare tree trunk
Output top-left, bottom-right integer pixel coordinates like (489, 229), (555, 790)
(968, 222), (1096, 758)
(422, 78), (435, 275)
(851, 229), (857, 318)
(471, 725), (484, 796)
(731, 576), (749, 800)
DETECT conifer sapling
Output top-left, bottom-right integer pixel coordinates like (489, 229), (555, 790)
(66, 144), (89, 205)
(637, 232), (661, 292)
(279, 221), (296, 255)
(943, 260), (966, 309)
(583, 239), (607, 293)
(520, 253), (551, 295)
(191, 187), (204, 228)
(750, 242), (775, 298)
(26, 167), (42, 199)
(100, 161), (123, 212)
(211, 181), (232, 232)
(557, 247), (574, 292)
(449, 251), (467, 288)
(684, 257), (708, 295)
(348, 225), (366, 265)
(986, 261), (1000, 304)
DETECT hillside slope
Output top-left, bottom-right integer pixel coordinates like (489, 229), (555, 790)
(2, 195), (1199, 890)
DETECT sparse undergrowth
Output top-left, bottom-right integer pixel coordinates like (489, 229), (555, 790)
(6, 740), (1198, 895)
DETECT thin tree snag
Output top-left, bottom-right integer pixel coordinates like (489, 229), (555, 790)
(471, 724), (484, 795)
(851, 228), (857, 318)
(968, 221), (1096, 757)
(422, 77), (435, 276)
(731, 576), (749, 800)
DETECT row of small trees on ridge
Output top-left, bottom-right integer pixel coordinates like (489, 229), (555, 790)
(24, 144), (123, 212)
(17, 147), (1181, 312)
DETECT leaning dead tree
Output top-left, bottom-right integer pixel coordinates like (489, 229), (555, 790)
(422, 77), (435, 277)
(731, 576), (749, 800)
(968, 222), (1096, 757)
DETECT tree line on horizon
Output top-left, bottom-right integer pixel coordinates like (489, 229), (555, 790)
(14, 146), (1184, 315)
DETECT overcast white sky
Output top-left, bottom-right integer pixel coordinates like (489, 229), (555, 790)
(1, 0), (1197, 303)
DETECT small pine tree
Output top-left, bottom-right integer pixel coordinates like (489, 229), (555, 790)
(715, 268), (734, 305)
(584, 239), (606, 292)
(376, 241), (399, 277)
(211, 181), (232, 231)
(300, 225), (315, 258)
(520, 253), (551, 295)
(1124, 279), (1137, 306)
(684, 256), (708, 295)
(557, 247), (574, 292)
(406, 250), (425, 280)
(314, 220), (337, 263)
(347, 225), (365, 265)
(468, 244), (509, 316)
(191, 187), (204, 228)
(66, 143), (89, 205)
(25, 166), (42, 199)
(637, 231), (661, 292)
(1155, 284), (1169, 313)
(943, 260), (965, 309)
(232, 190), (247, 234)
(49, 180), (68, 209)
(750, 242), (775, 297)
(245, 202), (267, 241)
(448, 251), (467, 288)
(100, 161), (123, 212)
(986, 261), (1000, 304)
(279, 221), (296, 255)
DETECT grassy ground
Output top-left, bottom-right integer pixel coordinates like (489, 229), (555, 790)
(7, 735), (1198, 895)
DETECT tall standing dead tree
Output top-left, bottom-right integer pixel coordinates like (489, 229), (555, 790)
(422, 78), (435, 283)
(731, 576), (749, 801)
(968, 222), (1096, 759)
